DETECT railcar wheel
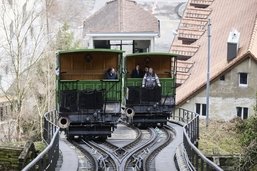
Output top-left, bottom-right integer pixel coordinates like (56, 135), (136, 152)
(100, 136), (107, 141)
(95, 136), (107, 141)
(157, 123), (163, 128)
(67, 135), (74, 140)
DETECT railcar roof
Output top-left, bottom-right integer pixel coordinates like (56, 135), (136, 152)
(126, 52), (177, 58)
(57, 48), (124, 55)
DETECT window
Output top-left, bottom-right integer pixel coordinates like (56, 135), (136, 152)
(196, 103), (201, 114)
(0, 107), (3, 121)
(236, 107), (248, 119)
(5, 66), (9, 75)
(202, 104), (206, 116)
(239, 73), (248, 86)
(195, 103), (206, 116)
(220, 75), (225, 81)
(5, 106), (8, 115)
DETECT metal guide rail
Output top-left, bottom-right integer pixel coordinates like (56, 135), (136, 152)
(174, 108), (223, 171)
(22, 110), (60, 171)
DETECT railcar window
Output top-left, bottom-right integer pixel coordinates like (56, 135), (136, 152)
(60, 53), (119, 80)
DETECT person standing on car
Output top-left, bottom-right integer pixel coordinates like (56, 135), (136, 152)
(142, 67), (161, 89)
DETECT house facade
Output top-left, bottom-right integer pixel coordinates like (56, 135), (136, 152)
(180, 55), (257, 120)
(171, 0), (257, 120)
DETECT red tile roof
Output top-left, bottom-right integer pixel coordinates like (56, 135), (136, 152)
(171, 44), (199, 60)
(180, 18), (208, 30)
(171, 0), (257, 105)
(83, 0), (159, 34)
(190, 0), (214, 8)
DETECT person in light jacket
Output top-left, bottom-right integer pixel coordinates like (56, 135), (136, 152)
(142, 67), (161, 89)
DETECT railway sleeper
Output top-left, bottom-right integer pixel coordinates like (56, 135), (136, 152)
(132, 155), (144, 170)
(113, 147), (128, 157)
(97, 155), (109, 170)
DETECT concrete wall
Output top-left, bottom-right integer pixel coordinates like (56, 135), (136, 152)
(177, 57), (257, 121)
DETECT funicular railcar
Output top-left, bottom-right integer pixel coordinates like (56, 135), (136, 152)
(56, 49), (123, 139)
(124, 52), (177, 127)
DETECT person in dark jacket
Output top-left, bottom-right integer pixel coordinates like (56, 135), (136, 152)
(105, 67), (117, 79)
(131, 64), (143, 78)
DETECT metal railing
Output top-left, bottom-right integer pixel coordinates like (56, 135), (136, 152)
(22, 110), (60, 171)
(175, 108), (223, 171)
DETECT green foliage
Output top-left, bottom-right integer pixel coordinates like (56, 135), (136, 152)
(55, 22), (80, 50)
(236, 103), (257, 170)
(199, 119), (242, 155)
(237, 115), (257, 146)
(34, 141), (46, 153)
(21, 118), (41, 141)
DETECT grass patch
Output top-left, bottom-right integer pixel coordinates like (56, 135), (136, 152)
(199, 119), (242, 155)
(34, 141), (46, 152)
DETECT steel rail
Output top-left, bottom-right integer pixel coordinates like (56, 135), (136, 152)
(103, 123), (143, 159)
(70, 140), (98, 171)
(120, 128), (157, 171)
(143, 126), (175, 171)
(122, 125), (142, 151)
(83, 139), (119, 171)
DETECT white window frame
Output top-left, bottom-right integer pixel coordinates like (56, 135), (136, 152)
(195, 103), (206, 116)
(239, 72), (248, 87)
(236, 107), (248, 119)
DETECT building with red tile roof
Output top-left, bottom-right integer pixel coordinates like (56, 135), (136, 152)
(170, 0), (257, 120)
(83, 0), (159, 52)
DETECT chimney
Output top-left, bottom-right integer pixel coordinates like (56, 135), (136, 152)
(227, 29), (240, 61)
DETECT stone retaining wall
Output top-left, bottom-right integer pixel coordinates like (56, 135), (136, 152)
(0, 141), (36, 171)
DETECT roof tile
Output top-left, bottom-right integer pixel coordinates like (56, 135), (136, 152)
(83, 0), (159, 34)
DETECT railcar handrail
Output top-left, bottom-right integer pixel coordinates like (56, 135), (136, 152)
(21, 110), (60, 171)
(175, 108), (223, 171)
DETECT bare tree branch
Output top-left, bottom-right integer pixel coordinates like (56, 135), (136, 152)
(0, 0), (46, 141)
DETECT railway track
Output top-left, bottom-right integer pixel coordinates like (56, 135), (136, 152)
(96, 126), (156, 170)
(67, 139), (98, 171)
(143, 125), (175, 171)
(70, 123), (175, 171)
(97, 123), (143, 160)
